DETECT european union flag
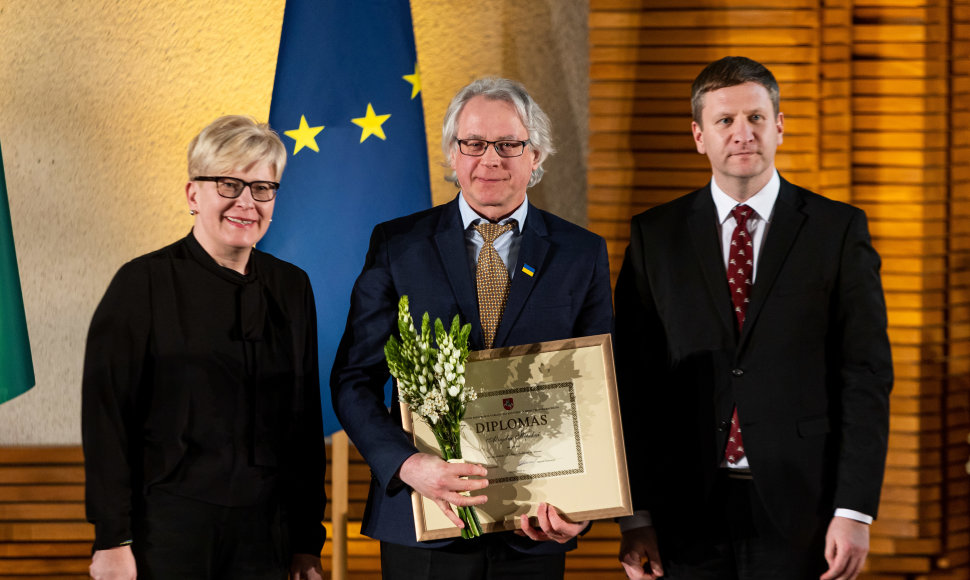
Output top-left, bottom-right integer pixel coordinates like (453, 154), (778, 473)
(260, 0), (431, 435)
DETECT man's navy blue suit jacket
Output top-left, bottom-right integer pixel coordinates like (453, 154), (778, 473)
(330, 196), (613, 552)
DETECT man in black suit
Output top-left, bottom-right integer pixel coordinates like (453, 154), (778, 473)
(331, 77), (613, 579)
(614, 57), (893, 580)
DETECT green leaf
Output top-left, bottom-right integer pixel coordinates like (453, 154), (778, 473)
(384, 337), (400, 366)
(420, 312), (432, 343)
(435, 317), (446, 346)
(449, 314), (460, 339)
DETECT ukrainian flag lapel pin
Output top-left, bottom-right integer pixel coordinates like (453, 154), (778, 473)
(521, 264), (536, 277)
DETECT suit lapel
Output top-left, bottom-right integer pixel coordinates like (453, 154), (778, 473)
(493, 206), (549, 347)
(433, 199), (481, 346)
(687, 189), (736, 340)
(738, 178), (806, 351)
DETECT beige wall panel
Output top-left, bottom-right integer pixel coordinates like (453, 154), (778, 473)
(0, 0), (286, 444)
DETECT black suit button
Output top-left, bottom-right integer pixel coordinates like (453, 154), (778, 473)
(718, 421), (729, 432)
(731, 368), (744, 377)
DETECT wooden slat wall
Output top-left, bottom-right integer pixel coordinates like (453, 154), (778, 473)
(0, 447), (88, 579)
(590, 1), (970, 579)
(0, 446), (382, 579)
(0, 446), (630, 579)
(947, 0), (970, 575)
(856, 1), (952, 576)
(589, 0), (826, 287)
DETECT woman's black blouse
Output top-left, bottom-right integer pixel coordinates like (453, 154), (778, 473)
(82, 231), (326, 555)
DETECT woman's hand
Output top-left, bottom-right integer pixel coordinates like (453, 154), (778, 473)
(89, 545), (136, 580)
(290, 553), (324, 580)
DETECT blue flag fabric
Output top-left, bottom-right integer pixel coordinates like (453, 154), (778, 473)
(260, 0), (432, 435)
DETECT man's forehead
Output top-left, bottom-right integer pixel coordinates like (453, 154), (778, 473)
(702, 84), (775, 115)
(704, 103), (772, 116)
(457, 108), (526, 138)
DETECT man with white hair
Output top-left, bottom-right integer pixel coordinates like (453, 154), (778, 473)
(331, 77), (613, 579)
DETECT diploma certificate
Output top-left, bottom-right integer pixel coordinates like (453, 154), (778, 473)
(401, 334), (632, 541)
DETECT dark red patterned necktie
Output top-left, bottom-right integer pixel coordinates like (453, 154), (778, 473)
(725, 204), (753, 463)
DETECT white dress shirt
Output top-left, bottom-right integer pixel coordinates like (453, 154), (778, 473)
(458, 193), (527, 278)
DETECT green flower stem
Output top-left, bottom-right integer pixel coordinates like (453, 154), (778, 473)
(457, 505), (482, 538)
(469, 502), (483, 534)
(443, 443), (482, 539)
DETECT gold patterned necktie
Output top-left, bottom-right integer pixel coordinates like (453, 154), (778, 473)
(475, 221), (515, 349)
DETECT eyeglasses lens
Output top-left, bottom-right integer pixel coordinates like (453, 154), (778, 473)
(459, 140), (525, 158)
(215, 178), (277, 201)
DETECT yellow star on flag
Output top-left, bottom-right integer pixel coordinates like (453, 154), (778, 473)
(403, 62), (421, 99)
(284, 115), (324, 155)
(351, 104), (391, 143)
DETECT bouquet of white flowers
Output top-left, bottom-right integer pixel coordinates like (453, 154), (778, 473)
(384, 295), (482, 538)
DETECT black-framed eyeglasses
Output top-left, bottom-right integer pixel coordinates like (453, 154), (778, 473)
(193, 176), (280, 202)
(455, 138), (531, 158)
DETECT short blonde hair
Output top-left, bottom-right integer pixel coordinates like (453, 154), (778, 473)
(187, 115), (287, 181)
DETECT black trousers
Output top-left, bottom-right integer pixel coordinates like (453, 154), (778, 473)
(380, 534), (566, 580)
(132, 490), (287, 580)
(660, 474), (828, 580)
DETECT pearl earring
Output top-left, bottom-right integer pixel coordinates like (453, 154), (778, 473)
(189, 209), (197, 216)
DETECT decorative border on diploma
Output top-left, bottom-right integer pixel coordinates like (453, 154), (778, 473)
(475, 382), (584, 483)
(400, 333), (632, 541)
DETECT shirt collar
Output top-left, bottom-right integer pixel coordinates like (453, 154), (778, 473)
(458, 192), (528, 232)
(710, 170), (780, 225)
(185, 228), (256, 284)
